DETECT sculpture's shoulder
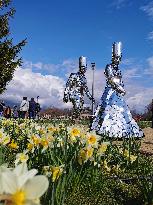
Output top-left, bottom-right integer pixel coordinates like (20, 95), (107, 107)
(104, 64), (122, 78)
(68, 72), (78, 80)
(104, 64), (113, 77)
(69, 73), (78, 81)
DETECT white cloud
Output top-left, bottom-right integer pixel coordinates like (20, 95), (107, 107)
(125, 86), (153, 113)
(23, 59), (78, 77)
(140, 1), (153, 18)
(123, 68), (142, 79)
(110, 0), (129, 9)
(147, 31), (153, 40)
(32, 62), (43, 70)
(121, 58), (135, 66)
(1, 59), (152, 113)
(84, 66), (149, 113)
(85, 68), (105, 99)
(144, 56), (153, 75)
(140, 2), (153, 43)
(147, 56), (153, 67)
(1, 67), (72, 109)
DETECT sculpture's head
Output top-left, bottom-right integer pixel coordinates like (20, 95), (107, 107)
(111, 42), (122, 66)
(79, 56), (87, 73)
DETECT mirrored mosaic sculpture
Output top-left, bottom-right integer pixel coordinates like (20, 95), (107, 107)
(91, 42), (144, 138)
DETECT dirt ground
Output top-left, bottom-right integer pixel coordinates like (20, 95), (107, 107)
(140, 127), (153, 155)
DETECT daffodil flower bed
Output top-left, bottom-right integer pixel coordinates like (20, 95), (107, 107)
(0, 118), (153, 204)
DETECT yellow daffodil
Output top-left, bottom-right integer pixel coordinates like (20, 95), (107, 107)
(86, 132), (99, 148)
(78, 149), (87, 164)
(0, 129), (4, 138)
(19, 123), (26, 129)
(68, 127), (81, 138)
(31, 135), (40, 146)
(11, 190), (26, 205)
(8, 140), (19, 149)
(39, 128), (46, 135)
(78, 146), (94, 165)
(98, 142), (110, 155)
(130, 155), (137, 163)
(103, 160), (111, 172)
(15, 151), (29, 165)
(123, 149), (129, 157)
(43, 166), (51, 177)
(15, 128), (20, 134)
(50, 165), (64, 182)
(111, 165), (120, 174)
(41, 138), (49, 147)
(47, 126), (57, 133)
(86, 146), (94, 158)
(2, 136), (10, 145)
(27, 143), (34, 152)
(46, 133), (54, 143)
(123, 149), (137, 163)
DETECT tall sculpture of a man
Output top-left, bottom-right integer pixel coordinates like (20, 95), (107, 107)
(63, 56), (94, 119)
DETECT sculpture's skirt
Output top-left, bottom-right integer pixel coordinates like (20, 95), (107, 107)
(91, 86), (144, 138)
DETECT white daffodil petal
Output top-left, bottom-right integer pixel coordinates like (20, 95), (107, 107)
(0, 164), (8, 172)
(18, 169), (38, 188)
(0, 175), (4, 194)
(24, 202), (35, 205)
(13, 162), (28, 176)
(2, 171), (18, 194)
(24, 176), (49, 199)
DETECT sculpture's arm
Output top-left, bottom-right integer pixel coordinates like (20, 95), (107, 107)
(63, 73), (73, 102)
(105, 64), (126, 95)
(109, 78), (126, 95)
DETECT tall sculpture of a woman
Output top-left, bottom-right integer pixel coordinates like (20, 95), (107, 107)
(91, 42), (144, 138)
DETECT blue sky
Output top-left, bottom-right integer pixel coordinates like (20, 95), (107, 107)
(10, 0), (153, 65)
(2, 0), (153, 112)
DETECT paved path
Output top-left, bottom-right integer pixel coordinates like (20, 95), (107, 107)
(140, 127), (153, 155)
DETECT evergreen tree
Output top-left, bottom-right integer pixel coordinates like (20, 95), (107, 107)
(0, 0), (26, 94)
(143, 100), (152, 121)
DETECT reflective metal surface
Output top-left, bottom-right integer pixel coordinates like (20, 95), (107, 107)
(63, 56), (92, 119)
(79, 56), (87, 68)
(91, 42), (144, 138)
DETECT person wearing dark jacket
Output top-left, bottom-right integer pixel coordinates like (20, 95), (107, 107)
(13, 105), (18, 119)
(29, 98), (37, 119)
(4, 106), (11, 119)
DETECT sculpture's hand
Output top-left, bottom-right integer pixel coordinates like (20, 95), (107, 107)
(121, 90), (126, 96)
(118, 86), (126, 96)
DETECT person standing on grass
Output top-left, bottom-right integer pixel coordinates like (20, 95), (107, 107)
(4, 106), (11, 119)
(20, 97), (29, 119)
(29, 98), (37, 119)
(13, 105), (18, 119)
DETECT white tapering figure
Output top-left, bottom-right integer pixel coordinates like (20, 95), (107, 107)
(63, 56), (94, 119)
(91, 42), (144, 138)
